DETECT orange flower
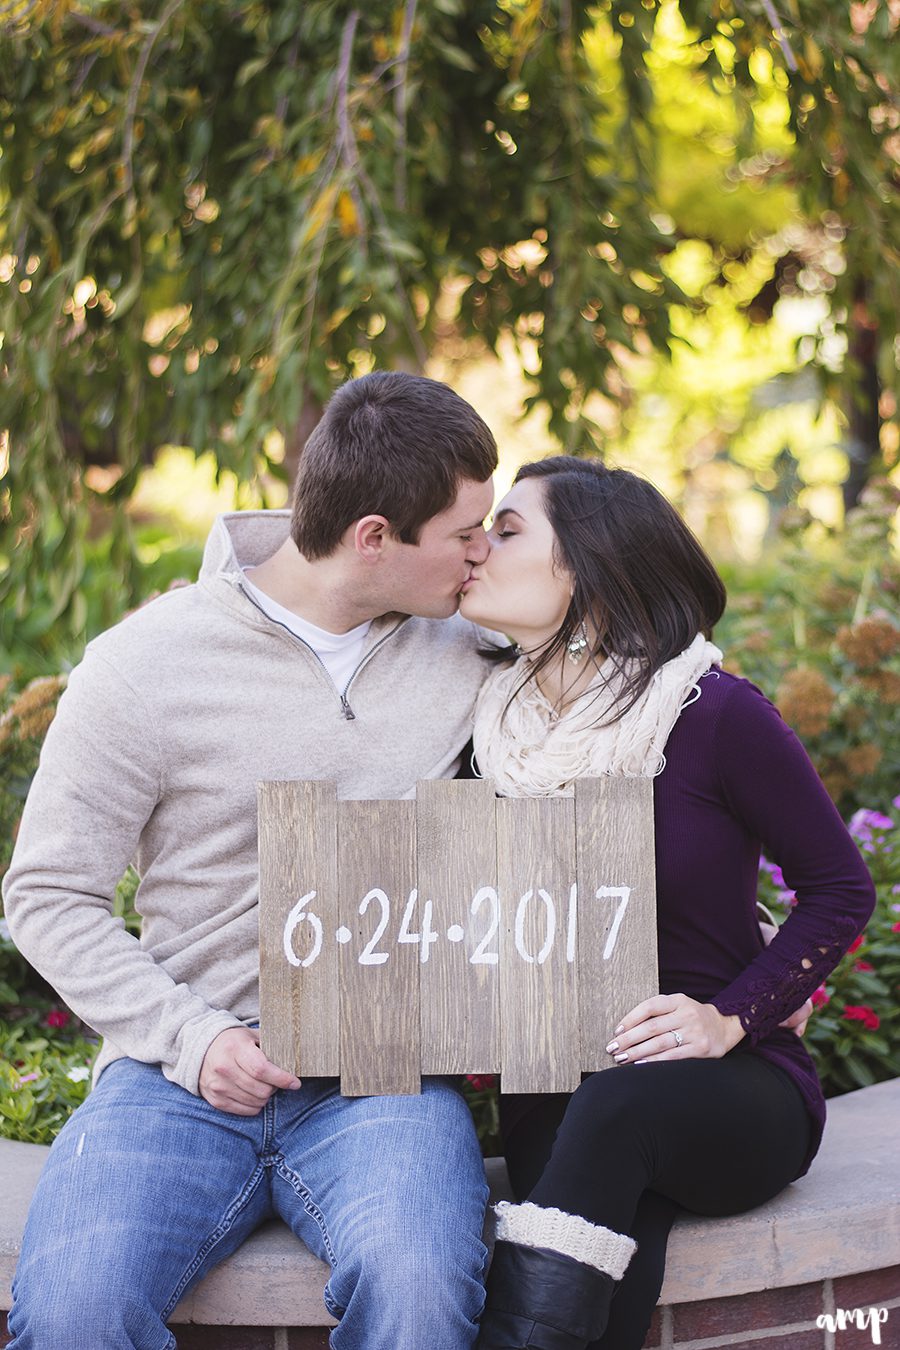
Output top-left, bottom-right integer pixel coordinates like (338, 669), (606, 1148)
(818, 583), (857, 614)
(821, 768), (850, 803)
(5, 675), (67, 745)
(857, 670), (900, 705)
(737, 630), (772, 654)
(844, 744), (883, 778)
(776, 668), (834, 738)
(842, 704), (868, 733)
(836, 618), (900, 668)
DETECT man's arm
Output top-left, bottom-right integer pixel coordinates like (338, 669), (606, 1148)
(3, 651), (245, 1094)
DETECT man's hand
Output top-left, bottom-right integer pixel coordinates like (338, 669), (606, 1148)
(199, 1027), (301, 1115)
(779, 998), (813, 1037)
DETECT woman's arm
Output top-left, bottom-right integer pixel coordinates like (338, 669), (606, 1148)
(706, 678), (875, 1044)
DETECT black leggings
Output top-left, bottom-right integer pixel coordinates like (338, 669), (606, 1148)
(500, 1053), (813, 1350)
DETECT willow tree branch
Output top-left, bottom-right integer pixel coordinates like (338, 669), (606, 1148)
(394, 0), (417, 212)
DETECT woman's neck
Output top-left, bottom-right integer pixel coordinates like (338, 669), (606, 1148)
(533, 646), (608, 715)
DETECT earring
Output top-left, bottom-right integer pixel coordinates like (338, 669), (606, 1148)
(566, 622), (588, 664)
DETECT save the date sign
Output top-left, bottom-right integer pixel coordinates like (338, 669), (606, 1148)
(258, 777), (658, 1096)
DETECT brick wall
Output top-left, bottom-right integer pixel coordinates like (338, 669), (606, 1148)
(645, 1266), (900, 1350)
(4, 1267), (899, 1349)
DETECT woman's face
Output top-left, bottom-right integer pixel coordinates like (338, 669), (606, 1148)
(459, 476), (572, 648)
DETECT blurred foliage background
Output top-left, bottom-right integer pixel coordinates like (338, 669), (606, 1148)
(1, 0), (898, 679)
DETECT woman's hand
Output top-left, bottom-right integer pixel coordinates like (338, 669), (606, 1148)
(605, 992), (745, 1064)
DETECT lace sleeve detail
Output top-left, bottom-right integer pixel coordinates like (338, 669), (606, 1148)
(711, 913), (860, 1044)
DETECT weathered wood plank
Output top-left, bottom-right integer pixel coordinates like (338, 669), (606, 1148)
(417, 778), (499, 1075)
(338, 799), (420, 1096)
(574, 777), (658, 1071)
(496, 796), (581, 1094)
(258, 779), (340, 1077)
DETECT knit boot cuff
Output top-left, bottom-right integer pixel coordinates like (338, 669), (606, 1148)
(492, 1201), (637, 1282)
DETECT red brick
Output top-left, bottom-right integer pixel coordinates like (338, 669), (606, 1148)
(740, 1335), (824, 1350)
(672, 1281), (824, 1340)
(643, 1304), (664, 1348)
(171, 1328), (275, 1349)
(833, 1266), (900, 1311)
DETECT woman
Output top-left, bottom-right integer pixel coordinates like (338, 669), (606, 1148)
(458, 457), (875, 1350)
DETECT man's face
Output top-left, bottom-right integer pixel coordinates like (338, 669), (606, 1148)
(383, 476), (495, 619)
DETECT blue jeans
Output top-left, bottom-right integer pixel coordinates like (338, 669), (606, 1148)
(9, 1059), (489, 1349)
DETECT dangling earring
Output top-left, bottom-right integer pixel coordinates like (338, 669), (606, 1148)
(566, 621), (589, 664)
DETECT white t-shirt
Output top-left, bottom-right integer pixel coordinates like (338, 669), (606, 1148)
(242, 572), (371, 692)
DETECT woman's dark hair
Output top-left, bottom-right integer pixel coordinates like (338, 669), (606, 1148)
(497, 456), (727, 724)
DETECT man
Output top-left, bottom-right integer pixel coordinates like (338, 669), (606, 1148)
(3, 371), (498, 1349)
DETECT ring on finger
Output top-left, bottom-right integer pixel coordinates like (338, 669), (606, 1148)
(671, 1029), (684, 1048)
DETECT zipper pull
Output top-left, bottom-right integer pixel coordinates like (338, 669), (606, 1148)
(340, 695), (356, 721)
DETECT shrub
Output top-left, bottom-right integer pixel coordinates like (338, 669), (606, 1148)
(0, 1012), (97, 1145)
(718, 477), (900, 819)
(758, 805), (900, 1096)
(0, 675), (67, 877)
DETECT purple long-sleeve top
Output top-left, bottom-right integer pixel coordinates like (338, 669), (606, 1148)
(649, 668), (875, 1176)
(498, 668), (876, 1178)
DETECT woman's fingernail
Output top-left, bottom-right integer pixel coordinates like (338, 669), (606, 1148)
(615, 1024), (624, 1034)
(614, 1052), (629, 1064)
(606, 1041), (618, 1053)
(634, 1059), (647, 1065)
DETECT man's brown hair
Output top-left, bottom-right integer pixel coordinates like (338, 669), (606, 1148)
(291, 371), (497, 559)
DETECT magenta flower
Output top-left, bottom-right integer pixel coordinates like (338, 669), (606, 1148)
(759, 856), (786, 888)
(843, 1005), (880, 1031)
(849, 809), (895, 840)
(811, 987), (830, 1008)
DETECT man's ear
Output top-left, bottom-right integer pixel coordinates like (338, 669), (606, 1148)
(352, 515), (393, 562)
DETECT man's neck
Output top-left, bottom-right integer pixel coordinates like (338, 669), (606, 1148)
(245, 539), (380, 634)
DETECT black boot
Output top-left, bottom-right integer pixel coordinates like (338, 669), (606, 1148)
(475, 1241), (617, 1350)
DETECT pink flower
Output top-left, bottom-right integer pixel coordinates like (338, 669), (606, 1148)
(843, 1005), (880, 1031)
(892, 922), (900, 933)
(12, 1072), (40, 1090)
(847, 935), (865, 954)
(44, 1010), (70, 1029)
(854, 960), (874, 973)
(811, 987), (830, 1008)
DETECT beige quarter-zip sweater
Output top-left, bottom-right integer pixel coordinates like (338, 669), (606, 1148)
(3, 511), (495, 1093)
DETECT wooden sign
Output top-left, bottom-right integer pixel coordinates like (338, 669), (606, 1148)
(258, 778), (657, 1096)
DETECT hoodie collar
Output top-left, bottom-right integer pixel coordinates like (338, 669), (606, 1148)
(197, 510), (408, 642)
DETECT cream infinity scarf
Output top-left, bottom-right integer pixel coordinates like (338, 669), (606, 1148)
(473, 633), (723, 798)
